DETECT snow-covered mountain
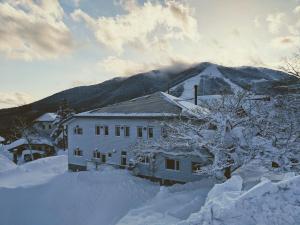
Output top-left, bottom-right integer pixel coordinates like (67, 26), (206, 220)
(0, 62), (299, 137)
(169, 63), (298, 99)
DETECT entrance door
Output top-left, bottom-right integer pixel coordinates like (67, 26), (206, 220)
(101, 154), (106, 163)
(121, 157), (126, 166)
(121, 151), (127, 166)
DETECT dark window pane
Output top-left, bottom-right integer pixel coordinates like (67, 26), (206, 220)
(137, 127), (143, 137)
(95, 126), (100, 135)
(115, 126), (120, 136)
(104, 126), (109, 135)
(148, 127), (153, 139)
(125, 126), (130, 137)
(165, 159), (175, 170)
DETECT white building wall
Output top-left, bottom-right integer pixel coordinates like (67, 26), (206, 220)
(67, 116), (209, 183)
(67, 117), (162, 169)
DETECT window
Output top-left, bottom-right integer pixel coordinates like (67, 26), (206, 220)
(108, 153), (112, 157)
(124, 126), (130, 137)
(140, 155), (150, 164)
(104, 126), (109, 135)
(74, 148), (83, 156)
(161, 127), (167, 138)
(74, 126), (83, 135)
(49, 124), (52, 129)
(137, 127), (143, 138)
(191, 162), (201, 173)
(165, 159), (180, 170)
(42, 124), (46, 130)
(115, 126), (121, 136)
(148, 127), (153, 139)
(93, 150), (101, 158)
(95, 126), (100, 135)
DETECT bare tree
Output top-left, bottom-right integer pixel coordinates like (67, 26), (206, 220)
(280, 50), (300, 78)
(10, 117), (39, 161)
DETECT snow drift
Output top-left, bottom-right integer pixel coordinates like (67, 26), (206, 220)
(0, 155), (299, 225)
(178, 175), (300, 225)
(0, 156), (159, 225)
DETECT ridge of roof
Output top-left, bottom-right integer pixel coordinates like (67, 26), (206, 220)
(75, 92), (209, 119)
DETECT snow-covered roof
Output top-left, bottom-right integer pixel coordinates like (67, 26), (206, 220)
(35, 113), (58, 122)
(4, 137), (53, 152)
(0, 136), (4, 142)
(75, 92), (209, 119)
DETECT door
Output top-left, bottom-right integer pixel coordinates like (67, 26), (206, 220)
(121, 157), (127, 166)
(101, 154), (106, 163)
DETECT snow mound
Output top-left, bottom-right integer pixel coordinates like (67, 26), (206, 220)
(0, 154), (17, 172)
(0, 155), (68, 188)
(178, 175), (300, 225)
(117, 179), (215, 225)
(0, 156), (159, 225)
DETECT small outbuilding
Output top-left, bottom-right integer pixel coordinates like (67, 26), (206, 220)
(4, 137), (54, 164)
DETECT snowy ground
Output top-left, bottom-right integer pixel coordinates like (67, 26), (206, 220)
(0, 154), (299, 225)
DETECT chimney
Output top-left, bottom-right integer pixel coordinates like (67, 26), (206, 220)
(194, 85), (198, 105)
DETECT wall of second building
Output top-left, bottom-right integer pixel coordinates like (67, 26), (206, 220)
(33, 121), (55, 134)
(67, 117), (164, 170)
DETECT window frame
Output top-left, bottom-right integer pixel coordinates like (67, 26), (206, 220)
(137, 127), (143, 138)
(104, 126), (109, 136)
(124, 126), (130, 137)
(115, 125), (121, 137)
(74, 126), (83, 135)
(161, 127), (167, 138)
(147, 127), (154, 139)
(95, 125), (101, 135)
(140, 155), (150, 164)
(165, 158), (180, 171)
(191, 162), (201, 173)
(74, 148), (83, 157)
(93, 150), (101, 159)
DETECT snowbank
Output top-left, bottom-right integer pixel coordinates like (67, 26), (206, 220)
(0, 156), (159, 225)
(0, 154), (17, 172)
(178, 175), (300, 225)
(0, 155), (68, 188)
(2, 155), (299, 225)
(117, 179), (215, 225)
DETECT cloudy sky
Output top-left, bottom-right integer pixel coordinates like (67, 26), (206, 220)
(0, 0), (299, 108)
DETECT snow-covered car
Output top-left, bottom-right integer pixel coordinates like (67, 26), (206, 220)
(22, 150), (44, 162)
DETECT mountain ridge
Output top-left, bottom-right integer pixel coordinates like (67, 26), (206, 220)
(0, 62), (299, 138)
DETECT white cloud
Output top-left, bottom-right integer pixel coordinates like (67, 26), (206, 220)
(254, 16), (261, 28)
(266, 13), (285, 34)
(0, 92), (35, 108)
(294, 5), (300, 14)
(0, 0), (74, 60)
(98, 54), (195, 76)
(271, 35), (300, 49)
(71, 0), (200, 54)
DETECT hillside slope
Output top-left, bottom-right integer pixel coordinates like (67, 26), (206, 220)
(0, 62), (299, 137)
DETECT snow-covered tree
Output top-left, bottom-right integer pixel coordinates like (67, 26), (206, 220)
(10, 117), (39, 161)
(51, 99), (75, 150)
(130, 91), (300, 180)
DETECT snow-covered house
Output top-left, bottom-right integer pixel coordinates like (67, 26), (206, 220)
(67, 92), (212, 183)
(4, 137), (54, 163)
(33, 113), (58, 135)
